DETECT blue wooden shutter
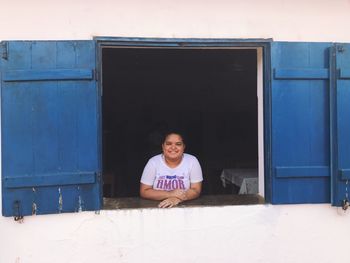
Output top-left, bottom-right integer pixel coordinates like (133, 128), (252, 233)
(271, 42), (331, 203)
(1, 41), (101, 216)
(330, 44), (350, 206)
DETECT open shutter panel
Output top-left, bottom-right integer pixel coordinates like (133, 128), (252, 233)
(271, 42), (331, 204)
(1, 41), (101, 217)
(330, 44), (350, 206)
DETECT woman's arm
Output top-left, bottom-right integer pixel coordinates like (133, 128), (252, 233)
(140, 183), (183, 208)
(158, 182), (202, 208)
(140, 182), (203, 208)
(140, 183), (188, 201)
(140, 182), (199, 202)
(182, 182), (202, 201)
(140, 183), (172, 200)
(182, 156), (203, 201)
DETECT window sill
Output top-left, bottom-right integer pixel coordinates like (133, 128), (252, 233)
(103, 194), (265, 210)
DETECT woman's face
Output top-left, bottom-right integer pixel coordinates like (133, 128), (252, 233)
(162, 134), (185, 161)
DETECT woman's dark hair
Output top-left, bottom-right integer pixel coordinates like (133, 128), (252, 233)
(162, 130), (186, 145)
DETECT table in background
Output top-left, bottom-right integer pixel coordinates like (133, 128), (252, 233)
(220, 169), (258, 194)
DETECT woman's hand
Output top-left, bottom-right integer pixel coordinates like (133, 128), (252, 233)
(158, 197), (181, 208)
(169, 189), (187, 201)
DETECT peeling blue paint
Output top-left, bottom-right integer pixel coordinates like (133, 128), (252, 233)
(58, 188), (63, 213)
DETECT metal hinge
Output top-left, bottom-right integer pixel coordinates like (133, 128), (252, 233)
(13, 200), (24, 222)
(1, 41), (8, 60)
(337, 45), (345, 53)
(94, 69), (99, 81)
(94, 69), (103, 96)
(96, 171), (102, 182)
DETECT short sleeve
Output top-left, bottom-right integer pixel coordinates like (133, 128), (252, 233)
(190, 157), (203, 183)
(140, 159), (156, 186)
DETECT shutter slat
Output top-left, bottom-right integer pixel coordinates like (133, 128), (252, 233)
(3, 69), (93, 82)
(4, 172), (96, 188)
(339, 69), (350, 79)
(274, 68), (329, 79)
(275, 166), (329, 178)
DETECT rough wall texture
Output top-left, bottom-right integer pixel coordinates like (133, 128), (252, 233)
(0, 0), (350, 41)
(1, 205), (350, 263)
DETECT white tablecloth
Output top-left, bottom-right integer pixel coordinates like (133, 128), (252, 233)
(220, 169), (258, 194)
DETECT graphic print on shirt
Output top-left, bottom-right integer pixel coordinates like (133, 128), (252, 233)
(155, 173), (186, 191)
(141, 154), (203, 191)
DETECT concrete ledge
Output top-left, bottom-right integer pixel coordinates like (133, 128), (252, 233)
(103, 194), (265, 209)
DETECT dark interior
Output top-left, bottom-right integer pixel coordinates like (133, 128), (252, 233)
(102, 47), (258, 198)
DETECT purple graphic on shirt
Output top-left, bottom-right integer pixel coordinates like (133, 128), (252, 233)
(156, 175), (185, 190)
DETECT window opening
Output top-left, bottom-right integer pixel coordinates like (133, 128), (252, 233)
(101, 46), (263, 207)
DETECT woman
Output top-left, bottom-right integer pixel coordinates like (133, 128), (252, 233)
(140, 132), (203, 208)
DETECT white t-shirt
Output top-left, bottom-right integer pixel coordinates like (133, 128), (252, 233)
(140, 153), (203, 191)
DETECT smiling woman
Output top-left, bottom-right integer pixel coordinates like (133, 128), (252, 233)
(140, 132), (203, 208)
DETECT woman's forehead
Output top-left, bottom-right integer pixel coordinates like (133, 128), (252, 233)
(165, 134), (183, 141)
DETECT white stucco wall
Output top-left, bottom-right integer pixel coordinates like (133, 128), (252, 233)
(1, 204), (350, 263)
(0, 0), (350, 42)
